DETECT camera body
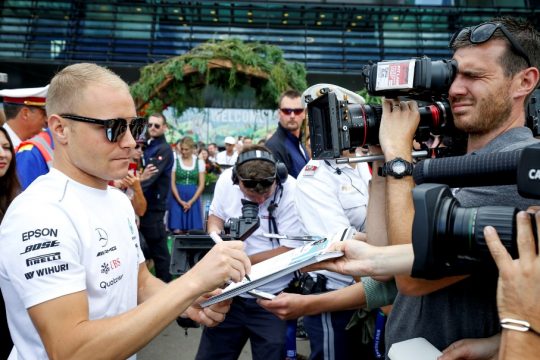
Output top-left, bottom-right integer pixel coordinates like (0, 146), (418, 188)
(411, 143), (540, 279)
(411, 183), (520, 279)
(170, 199), (260, 275)
(306, 56), (461, 159)
(223, 199), (260, 240)
(362, 57), (457, 100)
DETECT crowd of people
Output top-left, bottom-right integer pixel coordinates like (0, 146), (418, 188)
(0, 15), (539, 360)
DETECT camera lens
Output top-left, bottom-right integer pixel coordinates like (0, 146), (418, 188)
(412, 184), (533, 279)
(345, 104), (382, 147)
(433, 195), (519, 266)
(451, 205), (519, 260)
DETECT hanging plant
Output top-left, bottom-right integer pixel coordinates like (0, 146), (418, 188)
(130, 38), (307, 116)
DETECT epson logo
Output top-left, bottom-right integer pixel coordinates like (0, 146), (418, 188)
(97, 246), (117, 257)
(22, 228), (58, 242)
(26, 252), (61, 266)
(528, 169), (540, 180)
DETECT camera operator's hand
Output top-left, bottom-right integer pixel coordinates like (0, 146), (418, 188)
(439, 334), (500, 360)
(185, 240), (251, 293)
(304, 241), (413, 277)
(379, 99), (420, 159)
(484, 211), (540, 332)
(185, 292), (232, 327)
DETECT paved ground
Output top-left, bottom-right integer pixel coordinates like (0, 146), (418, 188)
(138, 321), (311, 359)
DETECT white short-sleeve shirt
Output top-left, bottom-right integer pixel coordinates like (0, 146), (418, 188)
(0, 169), (144, 359)
(215, 150), (238, 166)
(295, 159), (371, 290)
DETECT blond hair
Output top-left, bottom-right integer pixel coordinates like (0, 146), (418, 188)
(46, 63), (129, 116)
(179, 136), (196, 149)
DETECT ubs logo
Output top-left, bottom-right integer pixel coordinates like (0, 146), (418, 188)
(96, 228), (108, 248)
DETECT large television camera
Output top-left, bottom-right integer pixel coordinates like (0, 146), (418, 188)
(411, 143), (540, 279)
(170, 199), (260, 275)
(306, 57), (461, 159)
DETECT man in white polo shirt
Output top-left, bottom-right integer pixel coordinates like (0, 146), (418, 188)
(196, 145), (304, 360)
(0, 63), (250, 359)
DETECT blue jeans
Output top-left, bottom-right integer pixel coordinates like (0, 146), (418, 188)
(303, 309), (370, 360)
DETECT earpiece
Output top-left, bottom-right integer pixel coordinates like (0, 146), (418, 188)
(232, 149), (288, 185)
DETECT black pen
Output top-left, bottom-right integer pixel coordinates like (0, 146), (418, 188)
(210, 232), (251, 281)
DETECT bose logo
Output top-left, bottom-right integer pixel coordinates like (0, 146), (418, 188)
(20, 240), (60, 255)
(528, 169), (540, 180)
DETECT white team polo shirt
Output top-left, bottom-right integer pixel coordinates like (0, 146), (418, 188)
(0, 169), (144, 359)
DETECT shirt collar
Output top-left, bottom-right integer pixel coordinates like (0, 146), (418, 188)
(473, 127), (534, 155)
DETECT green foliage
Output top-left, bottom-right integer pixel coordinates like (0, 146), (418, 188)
(357, 88), (382, 105)
(130, 38), (307, 115)
(204, 172), (219, 187)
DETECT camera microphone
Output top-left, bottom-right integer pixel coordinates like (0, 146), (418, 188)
(324, 159), (342, 175)
(412, 142), (540, 199)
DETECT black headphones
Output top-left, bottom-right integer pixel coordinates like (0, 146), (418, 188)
(232, 149), (288, 185)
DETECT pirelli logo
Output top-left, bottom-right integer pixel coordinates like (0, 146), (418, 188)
(25, 252), (61, 266)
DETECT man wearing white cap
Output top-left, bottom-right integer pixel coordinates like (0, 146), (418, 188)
(216, 136), (238, 166)
(0, 85), (49, 148)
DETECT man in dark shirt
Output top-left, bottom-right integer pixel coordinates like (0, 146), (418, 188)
(266, 90), (309, 178)
(378, 17), (539, 358)
(141, 112), (174, 282)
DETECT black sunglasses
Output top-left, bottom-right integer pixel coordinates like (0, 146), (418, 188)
(148, 123), (161, 129)
(60, 114), (148, 143)
(450, 22), (531, 67)
(280, 108), (304, 116)
(238, 175), (276, 189)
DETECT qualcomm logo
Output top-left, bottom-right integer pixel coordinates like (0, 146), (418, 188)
(95, 228), (108, 248)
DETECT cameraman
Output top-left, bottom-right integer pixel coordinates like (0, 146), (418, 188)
(195, 145), (304, 360)
(378, 17), (540, 358)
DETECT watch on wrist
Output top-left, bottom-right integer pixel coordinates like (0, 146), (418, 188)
(378, 157), (414, 179)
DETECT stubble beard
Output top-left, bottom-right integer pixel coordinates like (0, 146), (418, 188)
(454, 88), (512, 137)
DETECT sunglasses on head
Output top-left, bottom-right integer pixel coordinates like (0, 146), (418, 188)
(148, 123), (161, 129)
(450, 22), (531, 67)
(280, 108), (304, 116)
(60, 114), (148, 143)
(238, 175), (276, 189)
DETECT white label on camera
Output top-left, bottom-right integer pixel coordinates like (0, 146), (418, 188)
(375, 60), (415, 91)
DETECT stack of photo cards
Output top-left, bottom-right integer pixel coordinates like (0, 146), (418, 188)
(388, 337), (442, 360)
(200, 227), (355, 307)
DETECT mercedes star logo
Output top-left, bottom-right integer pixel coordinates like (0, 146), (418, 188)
(96, 228), (109, 247)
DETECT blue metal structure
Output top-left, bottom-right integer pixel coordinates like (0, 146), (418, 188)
(0, 1), (538, 87)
